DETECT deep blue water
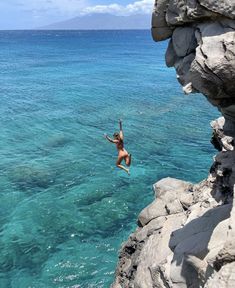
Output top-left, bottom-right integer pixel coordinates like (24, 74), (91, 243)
(0, 30), (219, 287)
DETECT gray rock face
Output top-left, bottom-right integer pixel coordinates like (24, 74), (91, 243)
(111, 119), (235, 287)
(111, 1), (235, 287)
(205, 262), (235, 288)
(152, 0), (235, 136)
(199, 0), (235, 19)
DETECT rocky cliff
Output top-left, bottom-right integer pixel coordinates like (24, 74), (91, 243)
(111, 1), (235, 287)
(152, 0), (235, 137)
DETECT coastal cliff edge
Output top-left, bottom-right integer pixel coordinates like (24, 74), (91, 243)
(112, 1), (235, 287)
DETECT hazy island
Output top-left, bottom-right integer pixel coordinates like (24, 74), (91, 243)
(39, 13), (151, 30)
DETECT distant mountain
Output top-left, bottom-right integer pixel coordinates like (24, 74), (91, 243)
(39, 13), (151, 30)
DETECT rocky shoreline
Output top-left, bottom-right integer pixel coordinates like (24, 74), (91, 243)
(111, 0), (235, 287)
(111, 117), (235, 287)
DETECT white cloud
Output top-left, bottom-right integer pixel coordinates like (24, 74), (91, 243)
(82, 4), (122, 15)
(81, 0), (154, 16)
(13, 0), (154, 17)
(16, 0), (89, 16)
(126, 0), (154, 14)
(2, 0), (154, 28)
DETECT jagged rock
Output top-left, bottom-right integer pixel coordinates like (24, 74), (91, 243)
(198, 0), (235, 19)
(223, 115), (235, 137)
(174, 52), (196, 87)
(185, 255), (213, 282)
(112, 1), (235, 286)
(166, 0), (219, 25)
(138, 178), (192, 226)
(213, 186), (235, 268)
(138, 198), (168, 226)
(211, 117), (234, 151)
(153, 177), (193, 197)
(189, 20), (235, 103)
(192, 179), (214, 204)
(135, 216), (167, 242)
(149, 263), (173, 288)
(134, 213), (186, 288)
(148, 196), (231, 288)
(155, 0), (235, 28)
(112, 118), (235, 287)
(172, 26), (197, 57)
(153, 177), (194, 210)
(165, 39), (177, 67)
(153, 0), (235, 135)
(151, 0), (173, 41)
(204, 262), (235, 288)
(211, 151), (235, 201)
(205, 218), (230, 265)
(169, 204), (232, 250)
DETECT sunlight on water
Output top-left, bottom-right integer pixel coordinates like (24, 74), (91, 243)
(0, 30), (219, 287)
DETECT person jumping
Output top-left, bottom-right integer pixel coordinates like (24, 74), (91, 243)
(104, 119), (131, 175)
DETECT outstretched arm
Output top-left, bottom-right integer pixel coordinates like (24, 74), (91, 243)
(119, 119), (124, 140)
(104, 134), (118, 143)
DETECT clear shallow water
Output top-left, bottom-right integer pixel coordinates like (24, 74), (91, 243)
(0, 30), (219, 287)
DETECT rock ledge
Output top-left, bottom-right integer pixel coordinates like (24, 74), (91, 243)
(112, 118), (235, 287)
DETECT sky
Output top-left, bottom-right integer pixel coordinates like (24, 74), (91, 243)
(0, 0), (154, 29)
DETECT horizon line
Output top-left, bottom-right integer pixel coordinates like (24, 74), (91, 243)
(0, 28), (151, 31)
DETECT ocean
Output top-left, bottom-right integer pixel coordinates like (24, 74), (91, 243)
(0, 30), (219, 287)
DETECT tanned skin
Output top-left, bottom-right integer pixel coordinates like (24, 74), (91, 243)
(104, 119), (131, 175)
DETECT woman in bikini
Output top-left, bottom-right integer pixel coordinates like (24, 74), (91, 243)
(104, 119), (131, 175)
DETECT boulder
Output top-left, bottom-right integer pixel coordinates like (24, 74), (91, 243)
(198, 0), (235, 19)
(205, 262), (235, 288)
(134, 213), (186, 288)
(172, 27), (197, 57)
(111, 1), (235, 286)
(138, 198), (168, 226)
(152, 0), (173, 41)
(153, 177), (192, 198)
(169, 204), (232, 250)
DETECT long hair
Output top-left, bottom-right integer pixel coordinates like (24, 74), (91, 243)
(113, 132), (119, 139)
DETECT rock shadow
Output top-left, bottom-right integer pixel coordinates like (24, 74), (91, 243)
(169, 203), (232, 287)
(210, 149), (235, 203)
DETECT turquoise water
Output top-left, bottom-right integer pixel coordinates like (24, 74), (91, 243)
(0, 30), (219, 287)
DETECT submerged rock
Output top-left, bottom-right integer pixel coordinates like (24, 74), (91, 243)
(8, 164), (55, 191)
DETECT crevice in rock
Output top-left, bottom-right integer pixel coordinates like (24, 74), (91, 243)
(112, 2), (235, 287)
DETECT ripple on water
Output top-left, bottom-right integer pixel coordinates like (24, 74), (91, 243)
(0, 30), (219, 287)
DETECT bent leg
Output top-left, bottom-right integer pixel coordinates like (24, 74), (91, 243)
(125, 154), (132, 167)
(116, 156), (130, 175)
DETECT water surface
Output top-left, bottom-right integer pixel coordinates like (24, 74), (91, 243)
(0, 30), (219, 287)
